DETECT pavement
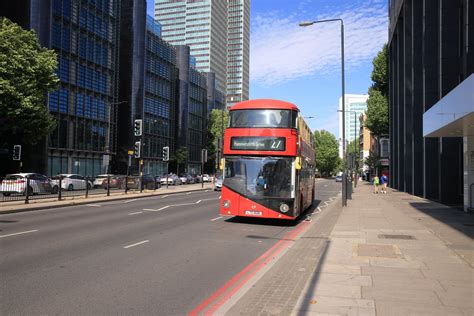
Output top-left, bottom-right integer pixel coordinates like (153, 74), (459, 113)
(218, 181), (474, 316)
(0, 182), (214, 214)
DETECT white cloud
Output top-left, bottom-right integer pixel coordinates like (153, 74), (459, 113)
(250, 1), (388, 86)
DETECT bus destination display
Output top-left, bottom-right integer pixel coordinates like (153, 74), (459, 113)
(230, 137), (286, 151)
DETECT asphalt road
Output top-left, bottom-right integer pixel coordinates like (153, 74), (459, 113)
(0, 178), (341, 315)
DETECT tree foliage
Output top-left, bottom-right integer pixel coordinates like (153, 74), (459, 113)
(365, 43), (388, 137)
(208, 109), (229, 144)
(364, 150), (381, 171)
(365, 88), (389, 136)
(0, 18), (59, 145)
(314, 130), (340, 176)
(173, 146), (187, 174)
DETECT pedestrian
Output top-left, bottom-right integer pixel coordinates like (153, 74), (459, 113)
(373, 175), (379, 194)
(381, 174), (388, 194)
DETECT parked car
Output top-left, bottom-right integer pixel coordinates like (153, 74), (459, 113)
(127, 174), (160, 190)
(214, 176), (223, 191)
(51, 174), (92, 191)
(180, 174), (195, 184)
(335, 172), (343, 182)
(102, 175), (126, 190)
(202, 174), (210, 182)
(93, 174), (113, 188)
(1, 173), (59, 196)
(160, 174), (182, 186)
(193, 174), (202, 183)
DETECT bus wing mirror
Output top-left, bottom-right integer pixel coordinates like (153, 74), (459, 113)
(295, 157), (302, 170)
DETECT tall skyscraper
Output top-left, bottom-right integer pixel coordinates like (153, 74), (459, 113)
(226, 0), (250, 107)
(338, 94), (368, 158)
(155, 0), (228, 94)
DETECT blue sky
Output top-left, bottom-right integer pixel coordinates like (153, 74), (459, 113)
(147, 0), (388, 138)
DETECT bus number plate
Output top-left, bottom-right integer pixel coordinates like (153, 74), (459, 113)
(245, 210), (262, 216)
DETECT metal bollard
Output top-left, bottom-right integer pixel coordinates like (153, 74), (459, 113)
(347, 178), (352, 200)
(107, 175), (110, 196)
(58, 176), (62, 200)
(85, 176), (89, 198)
(125, 175), (128, 194)
(24, 176), (30, 204)
(140, 175), (143, 193)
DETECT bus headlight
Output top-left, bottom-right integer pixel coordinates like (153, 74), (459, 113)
(223, 200), (231, 209)
(280, 203), (289, 213)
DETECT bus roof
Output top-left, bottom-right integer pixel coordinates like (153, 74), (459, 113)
(229, 99), (299, 111)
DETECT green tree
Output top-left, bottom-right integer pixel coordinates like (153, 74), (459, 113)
(365, 44), (389, 137)
(0, 18), (59, 145)
(364, 150), (381, 173)
(173, 146), (187, 174)
(313, 130), (340, 176)
(208, 109), (229, 144)
(347, 137), (361, 171)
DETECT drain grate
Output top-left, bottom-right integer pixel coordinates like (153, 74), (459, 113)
(378, 234), (415, 240)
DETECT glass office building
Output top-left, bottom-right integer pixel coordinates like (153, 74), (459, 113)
(226, 0), (250, 107)
(1, 0), (121, 176)
(338, 94), (368, 158)
(143, 15), (177, 176)
(155, 0), (228, 94)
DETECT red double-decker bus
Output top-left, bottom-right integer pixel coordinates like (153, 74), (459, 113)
(219, 99), (315, 220)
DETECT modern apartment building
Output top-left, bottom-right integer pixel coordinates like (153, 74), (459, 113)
(389, 0), (473, 210)
(1, 0), (121, 177)
(226, 0), (250, 106)
(155, 0), (228, 94)
(338, 94), (368, 158)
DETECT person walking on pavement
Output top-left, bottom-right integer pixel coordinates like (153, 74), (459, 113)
(373, 175), (379, 194)
(380, 174), (388, 194)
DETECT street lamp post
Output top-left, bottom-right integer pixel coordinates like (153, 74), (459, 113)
(300, 18), (346, 206)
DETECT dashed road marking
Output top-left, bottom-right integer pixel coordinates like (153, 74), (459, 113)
(160, 195), (169, 199)
(86, 204), (101, 207)
(157, 205), (170, 211)
(143, 208), (158, 212)
(0, 230), (38, 238)
(210, 216), (222, 221)
(123, 240), (149, 249)
(124, 199), (139, 203)
(128, 211), (143, 215)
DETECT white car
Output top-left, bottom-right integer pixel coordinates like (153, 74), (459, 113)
(51, 174), (92, 191)
(202, 174), (210, 182)
(1, 173), (58, 196)
(160, 175), (181, 185)
(93, 174), (111, 188)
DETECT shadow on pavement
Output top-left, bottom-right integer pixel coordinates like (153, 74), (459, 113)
(410, 202), (474, 239)
(296, 239), (330, 316)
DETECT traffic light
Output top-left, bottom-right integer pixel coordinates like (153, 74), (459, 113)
(134, 119), (143, 137)
(12, 145), (21, 161)
(134, 141), (141, 158)
(162, 146), (169, 162)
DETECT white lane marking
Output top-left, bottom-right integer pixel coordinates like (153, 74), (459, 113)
(186, 192), (193, 195)
(210, 216), (223, 221)
(324, 201), (330, 206)
(128, 211), (143, 215)
(0, 230), (38, 238)
(123, 240), (149, 249)
(143, 208), (158, 212)
(86, 204), (101, 207)
(317, 207), (322, 212)
(157, 205), (170, 211)
(195, 200), (202, 204)
(160, 195), (169, 199)
(324, 184), (328, 187)
(124, 199), (139, 203)
(205, 190), (210, 192)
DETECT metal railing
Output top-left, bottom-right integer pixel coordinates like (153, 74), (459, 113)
(0, 174), (166, 204)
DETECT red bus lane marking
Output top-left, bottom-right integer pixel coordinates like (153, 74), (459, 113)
(188, 221), (310, 316)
